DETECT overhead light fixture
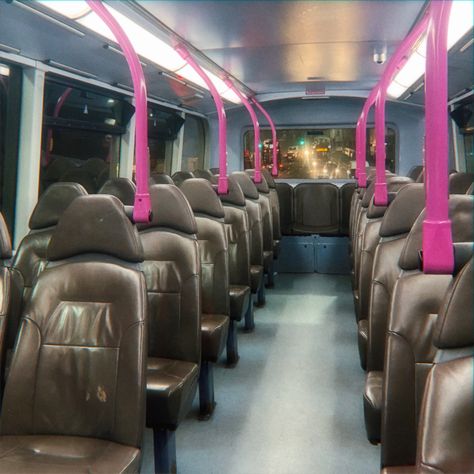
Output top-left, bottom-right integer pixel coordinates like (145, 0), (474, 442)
(36, 0), (241, 103)
(388, 1), (473, 99)
(459, 37), (474, 53)
(44, 59), (97, 79)
(0, 65), (10, 77)
(0, 42), (21, 55)
(103, 44), (147, 67)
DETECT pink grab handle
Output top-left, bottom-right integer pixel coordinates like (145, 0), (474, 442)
(224, 79), (262, 183)
(87, 0), (151, 222)
(175, 44), (228, 194)
(251, 98), (279, 177)
(422, 0), (453, 274)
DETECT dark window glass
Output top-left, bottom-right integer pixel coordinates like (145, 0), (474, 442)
(0, 62), (21, 237)
(463, 133), (473, 173)
(40, 78), (134, 194)
(182, 115), (205, 172)
(243, 127), (396, 179)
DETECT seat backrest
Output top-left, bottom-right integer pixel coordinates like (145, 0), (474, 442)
(98, 177), (136, 206)
(275, 182), (293, 235)
(340, 182), (357, 236)
(60, 167), (98, 193)
(381, 195), (474, 467)
(139, 185), (201, 364)
(406, 165), (424, 181)
(414, 257), (473, 473)
(262, 168), (282, 241)
(448, 171), (474, 194)
(1, 195), (147, 449)
(245, 170), (274, 254)
(231, 172), (264, 267)
(180, 179), (230, 316)
(9, 183), (88, 349)
(150, 173), (174, 185)
(367, 184), (425, 372)
(172, 170), (195, 186)
(467, 182), (474, 195)
(219, 175), (251, 287)
(193, 169), (218, 184)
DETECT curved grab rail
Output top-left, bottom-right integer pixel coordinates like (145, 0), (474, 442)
(373, 11), (430, 205)
(87, 0), (151, 222)
(251, 98), (279, 177)
(175, 44), (228, 194)
(224, 79), (262, 183)
(423, 0), (453, 274)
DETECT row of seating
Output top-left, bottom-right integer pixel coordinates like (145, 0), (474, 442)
(0, 168), (283, 473)
(348, 167), (473, 473)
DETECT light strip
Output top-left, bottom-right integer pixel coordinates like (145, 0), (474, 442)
(388, 1), (473, 99)
(45, 59), (97, 79)
(103, 44), (147, 67)
(0, 42), (21, 55)
(0, 65), (10, 77)
(37, 0), (241, 103)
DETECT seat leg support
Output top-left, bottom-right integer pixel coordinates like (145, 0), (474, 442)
(226, 319), (239, 367)
(153, 428), (177, 474)
(198, 361), (216, 420)
(244, 296), (255, 332)
(256, 276), (266, 307)
(265, 260), (275, 289)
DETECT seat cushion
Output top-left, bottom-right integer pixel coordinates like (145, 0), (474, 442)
(250, 265), (263, 293)
(358, 318), (368, 370)
(0, 435), (140, 473)
(364, 370), (383, 444)
(146, 357), (199, 430)
(201, 314), (229, 363)
(229, 285), (250, 322)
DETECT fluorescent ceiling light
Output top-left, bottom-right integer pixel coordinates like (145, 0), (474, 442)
(36, 0), (241, 103)
(388, 0), (473, 99)
(0, 65), (10, 77)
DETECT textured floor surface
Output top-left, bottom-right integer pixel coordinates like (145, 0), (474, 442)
(141, 273), (380, 474)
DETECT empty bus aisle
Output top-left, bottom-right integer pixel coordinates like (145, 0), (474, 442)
(141, 273), (380, 474)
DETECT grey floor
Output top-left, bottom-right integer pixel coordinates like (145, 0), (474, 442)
(142, 273), (380, 474)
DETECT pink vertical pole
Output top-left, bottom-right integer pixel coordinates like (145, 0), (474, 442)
(224, 79), (262, 183)
(87, 0), (150, 222)
(175, 44), (228, 194)
(423, 0), (453, 274)
(251, 98), (279, 177)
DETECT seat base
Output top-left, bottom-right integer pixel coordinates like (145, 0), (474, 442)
(250, 265), (263, 293)
(201, 314), (229, 363)
(229, 285), (251, 322)
(0, 435), (140, 474)
(226, 319), (239, 367)
(364, 370), (383, 445)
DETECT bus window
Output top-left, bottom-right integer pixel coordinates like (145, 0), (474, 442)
(40, 78), (134, 194)
(243, 126), (396, 179)
(181, 114), (206, 172)
(0, 62), (21, 236)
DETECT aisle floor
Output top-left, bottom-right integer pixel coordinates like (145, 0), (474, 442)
(142, 273), (380, 474)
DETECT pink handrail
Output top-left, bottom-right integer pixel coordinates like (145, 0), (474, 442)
(251, 98), (278, 177)
(87, 0), (151, 222)
(355, 87), (378, 187)
(175, 44), (228, 194)
(423, 0), (453, 274)
(373, 11), (431, 205)
(224, 79), (262, 183)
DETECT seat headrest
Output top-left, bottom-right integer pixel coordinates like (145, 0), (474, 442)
(98, 178), (136, 206)
(416, 169), (425, 183)
(448, 172), (474, 195)
(407, 165), (424, 181)
(172, 171), (195, 186)
(365, 177), (412, 219)
(379, 184), (425, 237)
(366, 197), (388, 219)
(48, 195), (143, 262)
(231, 172), (259, 200)
(399, 195), (474, 271)
(59, 168), (97, 193)
(261, 168), (276, 188)
(179, 178), (225, 219)
(245, 169), (270, 193)
(29, 182), (88, 230)
(193, 169), (214, 180)
(219, 174), (246, 207)
(361, 180), (376, 207)
(434, 256), (473, 349)
(467, 182), (474, 195)
(139, 184), (197, 234)
(0, 213), (12, 260)
(150, 173), (174, 185)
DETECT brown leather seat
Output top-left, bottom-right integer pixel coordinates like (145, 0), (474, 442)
(363, 185), (426, 443)
(0, 195), (148, 474)
(245, 170), (275, 288)
(340, 182), (357, 236)
(150, 173), (174, 185)
(262, 168), (282, 258)
(194, 169), (218, 184)
(0, 214), (12, 395)
(381, 195), (473, 468)
(98, 177), (136, 205)
(382, 257), (473, 474)
(219, 175), (253, 333)
(448, 171), (474, 194)
(179, 179), (231, 413)
(231, 172), (265, 306)
(171, 170), (195, 186)
(138, 184), (200, 472)
(9, 183), (88, 352)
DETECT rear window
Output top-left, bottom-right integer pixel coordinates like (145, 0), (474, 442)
(243, 127), (396, 179)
